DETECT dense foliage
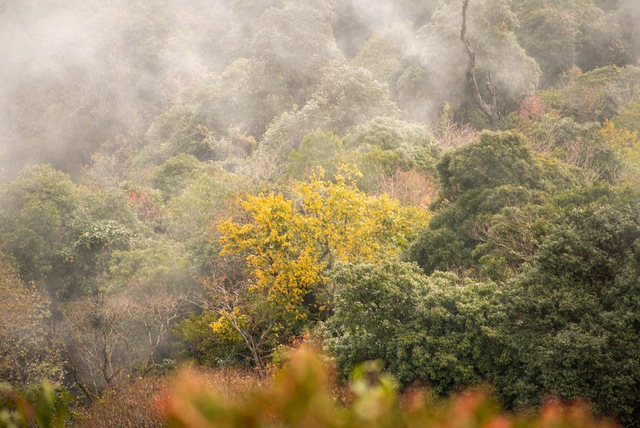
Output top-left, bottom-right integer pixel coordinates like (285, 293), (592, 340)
(1, 0), (639, 425)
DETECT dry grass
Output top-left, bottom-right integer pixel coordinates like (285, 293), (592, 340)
(71, 365), (265, 428)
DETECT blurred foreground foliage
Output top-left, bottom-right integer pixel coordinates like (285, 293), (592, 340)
(0, 381), (66, 428)
(0, 343), (620, 428)
(160, 348), (615, 428)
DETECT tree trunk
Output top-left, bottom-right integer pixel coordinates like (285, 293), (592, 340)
(461, 0), (500, 130)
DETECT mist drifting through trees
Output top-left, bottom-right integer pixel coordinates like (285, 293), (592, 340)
(1, 0), (640, 426)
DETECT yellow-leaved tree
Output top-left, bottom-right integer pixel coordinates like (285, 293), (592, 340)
(212, 166), (428, 372)
(601, 119), (640, 182)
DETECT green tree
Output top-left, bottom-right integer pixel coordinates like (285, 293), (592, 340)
(247, 0), (343, 106)
(600, 118), (640, 184)
(0, 165), (138, 298)
(525, 114), (620, 183)
(351, 23), (434, 120)
(0, 165), (79, 291)
(512, 0), (639, 86)
(324, 259), (506, 396)
(163, 163), (247, 275)
(408, 131), (577, 278)
(138, 106), (215, 166)
(498, 184), (640, 425)
(285, 131), (345, 181)
(541, 65), (640, 124)
(511, 0), (596, 85)
(152, 154), (202, 200)
(261, 64), (400, 162)
(344, 117), (439, 192)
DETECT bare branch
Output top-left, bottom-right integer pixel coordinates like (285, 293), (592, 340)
(467, 207), (541, 265)
(461, 0), (500, 130)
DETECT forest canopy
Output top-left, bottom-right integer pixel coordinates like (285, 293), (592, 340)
(1, 0), (639, 426)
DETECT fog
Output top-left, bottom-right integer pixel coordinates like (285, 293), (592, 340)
(0, 0), (233, 178)
(0, 0), (636, 180)
(630, 0), (640, 53)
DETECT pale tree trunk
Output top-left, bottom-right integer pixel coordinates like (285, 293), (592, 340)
(461, 0), (500, 130)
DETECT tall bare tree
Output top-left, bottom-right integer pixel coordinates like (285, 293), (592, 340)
(461, 0), (500, 130)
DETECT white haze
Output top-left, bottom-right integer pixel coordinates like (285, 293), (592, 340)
(0, 0), (233, 178)
(0, 0), (635, 179)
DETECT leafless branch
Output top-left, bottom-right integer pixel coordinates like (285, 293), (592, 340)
(461, 0), (500, 130)
(467, 207), (541, 265)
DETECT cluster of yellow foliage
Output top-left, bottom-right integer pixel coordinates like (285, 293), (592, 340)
(217, 166), (429, 322)
(601, 119), (640, 181)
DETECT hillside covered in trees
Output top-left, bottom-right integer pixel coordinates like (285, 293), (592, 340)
(1, 0), (640, 426)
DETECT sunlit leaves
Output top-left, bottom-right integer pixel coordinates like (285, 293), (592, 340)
(218, 166), (429, 323)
